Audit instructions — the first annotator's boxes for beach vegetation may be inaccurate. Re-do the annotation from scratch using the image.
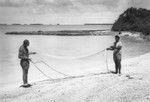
[112,7,150,35]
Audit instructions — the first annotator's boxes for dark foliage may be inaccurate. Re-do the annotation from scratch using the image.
[112,7,150,35]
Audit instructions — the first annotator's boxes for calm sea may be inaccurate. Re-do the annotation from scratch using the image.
[0,24,112,33]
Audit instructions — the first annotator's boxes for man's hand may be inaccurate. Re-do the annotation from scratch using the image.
[32,52,37,54]
[29,52,37,55]
[110,46,115,49]
[106,48,111,50]
[28,58,32,61]
[106,46,114,51]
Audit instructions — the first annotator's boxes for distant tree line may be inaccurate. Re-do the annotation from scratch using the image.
[112,7,150,35]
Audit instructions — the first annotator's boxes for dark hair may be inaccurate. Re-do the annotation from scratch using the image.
[119,31,121,34]
[23,39,29,45]
[115,35,120,39]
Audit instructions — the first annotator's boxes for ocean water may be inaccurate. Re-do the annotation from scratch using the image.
[0,25,112,33]
[1,25,150,88]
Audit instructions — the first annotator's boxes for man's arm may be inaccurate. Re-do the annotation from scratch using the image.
[18,51,29,60]
[106,46,115,51]
[29,52,37,55]
[114,46,122,50]
[113,42,122,51]
[114,46,122,53]
[18,48,31,60]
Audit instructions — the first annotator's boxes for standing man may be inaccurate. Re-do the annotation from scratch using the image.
[18,39,36,87]
[107,35,122,74]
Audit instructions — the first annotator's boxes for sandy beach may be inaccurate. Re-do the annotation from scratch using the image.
[1,49,150,102]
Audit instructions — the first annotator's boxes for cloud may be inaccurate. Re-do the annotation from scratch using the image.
[0,0,33,7]
[0,0,150,24]
[33,0,78,13]
[31,0,121,14]
[0,0,150,9]
[75,0,119,8]
[127,0,150,9]
[0,0,149,14]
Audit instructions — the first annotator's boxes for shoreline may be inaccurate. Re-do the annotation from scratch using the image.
[118,31,150,41]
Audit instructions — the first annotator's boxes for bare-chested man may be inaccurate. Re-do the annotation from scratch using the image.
[107,35,122,74]
[18,39,36,87]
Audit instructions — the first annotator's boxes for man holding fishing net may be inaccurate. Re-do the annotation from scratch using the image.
[107,35,122,74]
[18,39,36,87]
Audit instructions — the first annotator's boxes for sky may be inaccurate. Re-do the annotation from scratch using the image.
[0,0,149,24]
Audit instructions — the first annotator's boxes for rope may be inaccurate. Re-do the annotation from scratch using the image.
[40,60,70,77]
[34,54,71,77]
[104,49,109,73]
[30,60,53,79]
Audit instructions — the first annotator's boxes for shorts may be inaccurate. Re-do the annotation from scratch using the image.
[20,59,29,70]
[113,53,121,62]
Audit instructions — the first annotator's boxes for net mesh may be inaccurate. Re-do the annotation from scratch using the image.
[31,50,114,80]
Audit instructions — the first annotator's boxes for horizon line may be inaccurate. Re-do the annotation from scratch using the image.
[0,23,114,25]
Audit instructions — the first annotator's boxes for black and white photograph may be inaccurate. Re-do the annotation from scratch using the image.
[0,0,150,102]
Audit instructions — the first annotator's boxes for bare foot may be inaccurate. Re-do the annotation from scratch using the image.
[20,84,32,88]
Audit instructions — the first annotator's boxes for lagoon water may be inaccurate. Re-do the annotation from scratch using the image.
[0,24,112,33]
[1,25,150,88]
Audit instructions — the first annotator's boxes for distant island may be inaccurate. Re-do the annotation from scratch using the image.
[112,7,150,35]
[12,24,22,25]
[6,23,52,26]
[5,29,110,36]
[84,23,113,25]
[0,24,7,25]
[30,23,44,25]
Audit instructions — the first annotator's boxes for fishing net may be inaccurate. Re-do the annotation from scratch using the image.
[30,49,114,80]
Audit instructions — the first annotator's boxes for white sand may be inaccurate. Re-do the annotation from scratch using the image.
[1,52,150,102]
